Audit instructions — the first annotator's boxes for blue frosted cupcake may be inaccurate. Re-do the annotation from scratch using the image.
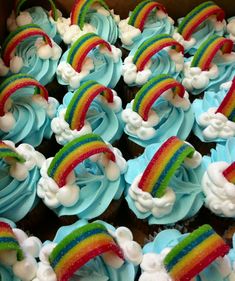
[51,80,124,146]
[0,24,62,85]
[34,219,142,281]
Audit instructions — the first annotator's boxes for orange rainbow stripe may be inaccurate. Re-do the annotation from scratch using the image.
[133,74,185,121]
[67,33,111,73]
[128,0,167,31]
[191,35,233,71]
[0,141,25,163]
[65,80,113,130]
[0,74,48,117]
[47,134,116,187]
[133,34,184,71]
[223,162,235,184]
[2,24,52,67]
[178,1,225,40]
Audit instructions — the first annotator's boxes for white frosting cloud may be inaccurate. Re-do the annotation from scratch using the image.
[7,11,33,32]
[198,107,235,140]
[118,18,141,46]
[173,32,196,50]
[227,18,235,42]
[129,174,176,218]
[35,38,62,60]
[99,45,122,63]
[202,161,235,217]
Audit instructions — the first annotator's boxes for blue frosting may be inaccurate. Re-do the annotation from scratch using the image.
[143,229,233,281]
[0,88,59,147]
[0,264,20,281]
[125,143,206,225]
[124,97,194,147]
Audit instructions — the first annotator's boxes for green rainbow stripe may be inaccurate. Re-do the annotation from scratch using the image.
[67,33,111,73]
[191,35,233,70]
[65,80,113,130]
[132,34,184,71]
[49,222,123,281]
[132,74,185,121]
[128,0,166,31]
[138,137,195,198]
[70,0,109,28]
[47,134,116,187]
[164,225,230,281]
[0,73,48,116]
[14,0,58,20]
[0,141,25,163]
[2,24,52,67]
[216,78,235,122]
[178,1,225,40]
[223,162,235,184]
[0,221,24,261]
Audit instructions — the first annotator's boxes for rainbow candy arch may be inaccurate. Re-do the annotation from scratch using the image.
[128,0,166,32]
[138,136,195,198]
[0,73,48,117]
[178,1,225,40]
[0,221,24,261]
[216,77,235,122]
[0,141,25,163]
[2,24,52,67]
[49,222,124,281]
[164,224,230,281]
[47,134,116,187]
[191,35,233,71]
[133,74,185,121]
[67,33,112,73]
[70,0,109,28]
[133,34,184,71]
[14,0,58,20]
[65,80,113,130]
[223,162,235,184]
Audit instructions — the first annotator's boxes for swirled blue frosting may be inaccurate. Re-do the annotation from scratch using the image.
[143,229,233,281]
[125,143,206,225]
[0,88,59,147]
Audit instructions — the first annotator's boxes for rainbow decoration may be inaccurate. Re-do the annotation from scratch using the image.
[65,80,113,130]
[216,78,235,122]
[138,137,195,198]
[0,141,25,163]
[191,35,233,71]
[132,74,185,121]
[223,162,235,184]
[70,0,109,28]
[128,0,166,32]
[2,24,52,67]
[67,33,111,73]
[132,34,184,71]
[49,222,124,281]
[14,0,58,20]
[178,1,225,41]
[47,134,116,187]
[0,73,48,116]
[0,222,24,261]
[164,224,230,281]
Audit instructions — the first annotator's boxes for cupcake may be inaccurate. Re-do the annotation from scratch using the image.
[0,219,42,281]
[118,0,174,53]
[34,219,142,281]
[125,136,206,226]
[51,80,124,146]
[7,0,62,44]
[55,0,119,46]
[182,35,235,96]
[0,140,45,222]
[57,32,122,91]
[173,1,226,55]
[37,133,127,222]
[0,74,59,153]
[122,75,193,155]
[201,137,235,218]
[192,79,235,145]
[139,225,233,280]
[0,24,62,85]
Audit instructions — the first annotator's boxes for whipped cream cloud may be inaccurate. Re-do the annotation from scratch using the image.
[227,18,235,42]
[7,11,33,32]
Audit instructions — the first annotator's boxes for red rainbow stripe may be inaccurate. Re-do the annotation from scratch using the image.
[223,162,235,184]
[0,74,48,116]
[2,24,52,67]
